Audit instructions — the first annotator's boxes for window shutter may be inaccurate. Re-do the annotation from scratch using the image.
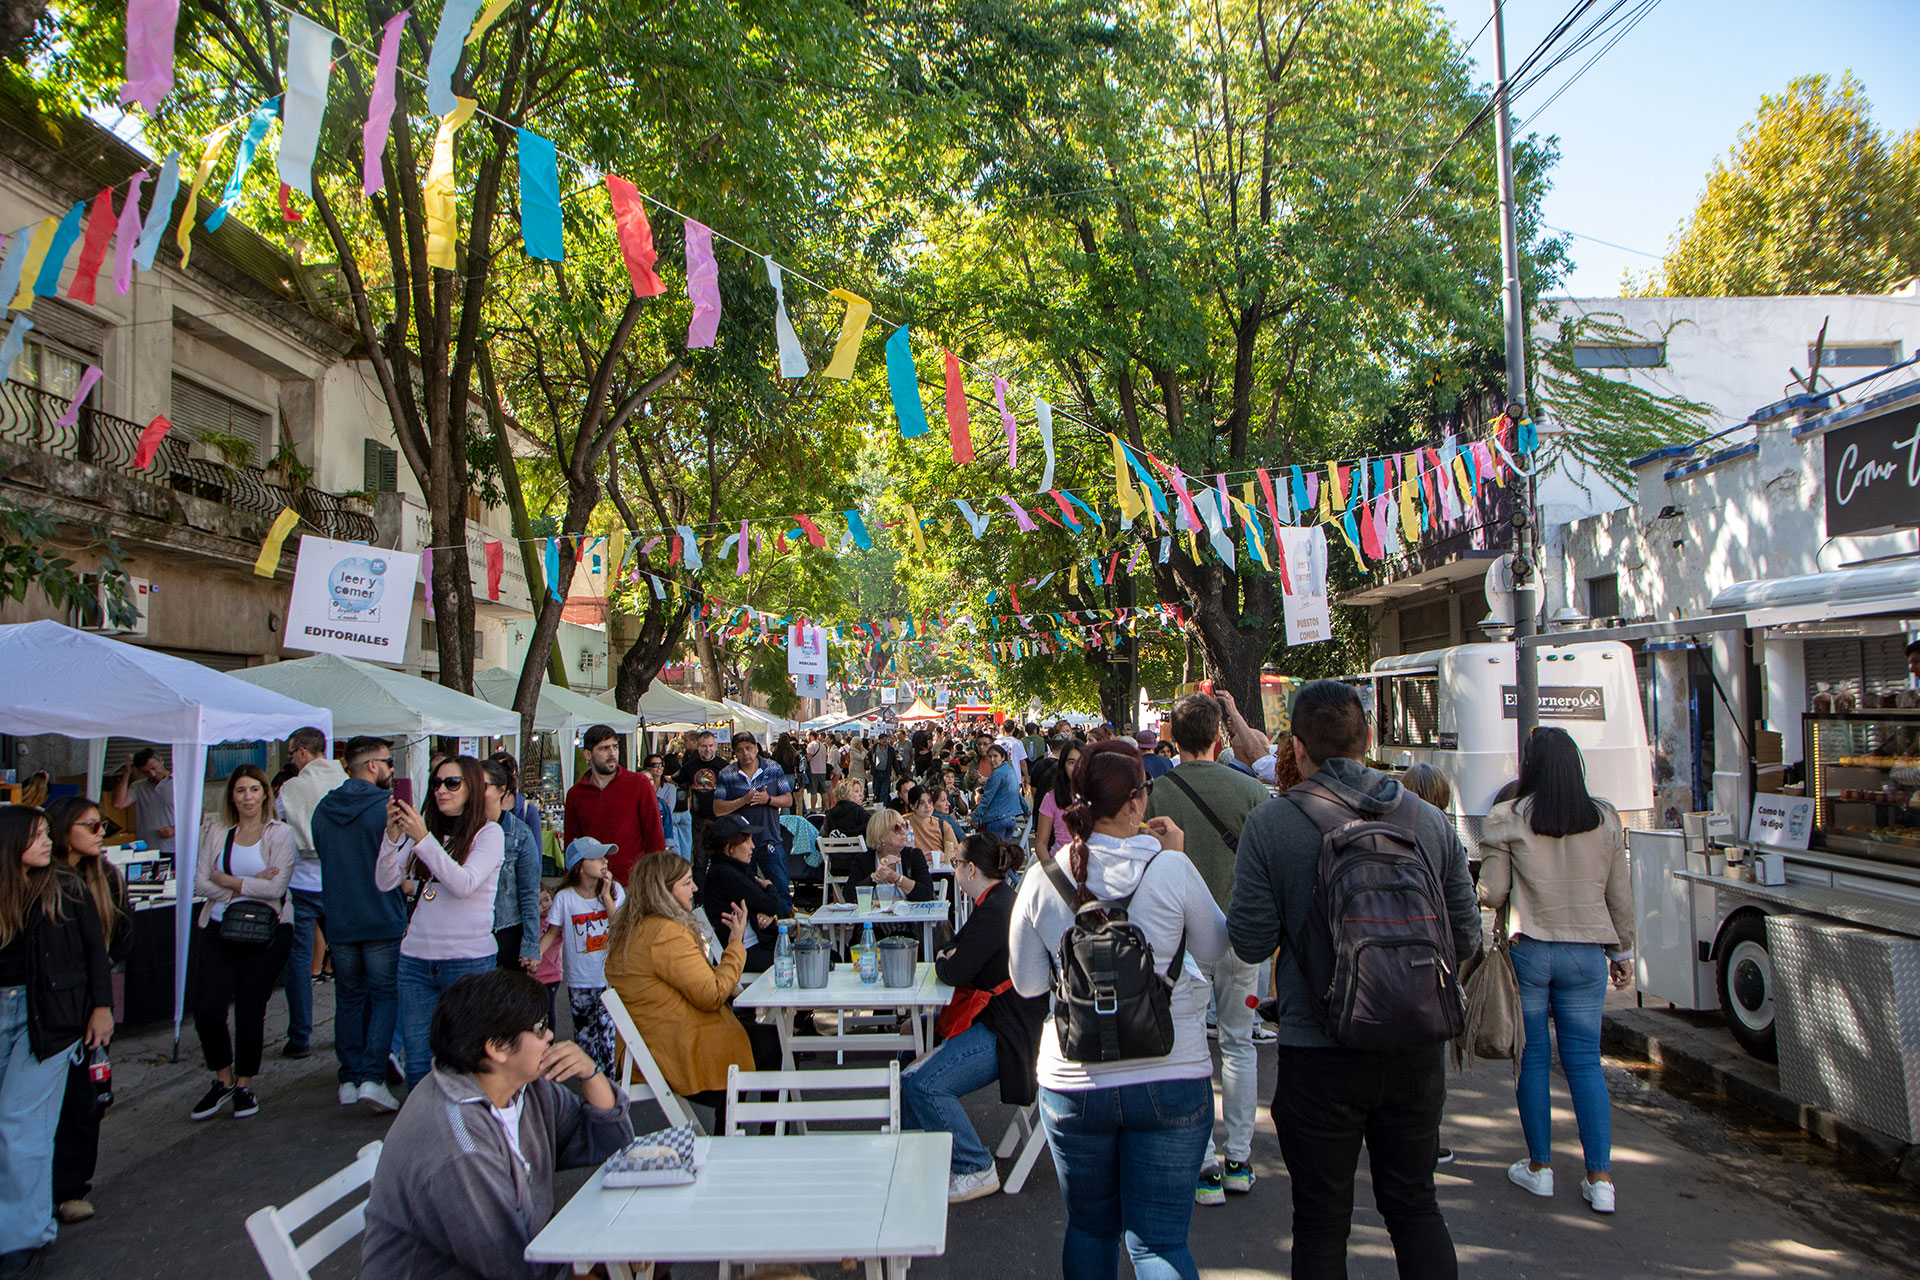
[170,376,269,461]
[362,440,398,493]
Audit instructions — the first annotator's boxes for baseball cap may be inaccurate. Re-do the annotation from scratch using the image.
[708,814,753,842]
[1135,728,1158,747]
[563,837,618,872]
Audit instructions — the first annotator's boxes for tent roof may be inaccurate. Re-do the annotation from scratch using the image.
[0,621,332,745]
[472,668,639,734]
[598,682,733,725]
[230,653,520,740]
[897,698,941,722]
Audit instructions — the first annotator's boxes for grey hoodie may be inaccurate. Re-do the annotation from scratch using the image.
[1227,758,1481,1049]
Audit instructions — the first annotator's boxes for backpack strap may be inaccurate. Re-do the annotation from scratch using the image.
[1161,770,1240,852]
[1042,849,1187,983]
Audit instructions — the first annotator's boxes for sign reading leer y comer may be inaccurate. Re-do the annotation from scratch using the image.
[285,535,420,664]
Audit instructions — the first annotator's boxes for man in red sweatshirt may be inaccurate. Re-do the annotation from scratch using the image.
[563,724,665,887]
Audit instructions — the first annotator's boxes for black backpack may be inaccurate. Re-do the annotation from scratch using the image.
[1280,780,1465,1051]
[1040,854,1185,1063]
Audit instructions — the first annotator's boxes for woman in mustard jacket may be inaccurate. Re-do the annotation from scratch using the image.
[604,854,779,1132]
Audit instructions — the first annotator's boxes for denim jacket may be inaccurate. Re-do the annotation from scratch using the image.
[492,813,544,961]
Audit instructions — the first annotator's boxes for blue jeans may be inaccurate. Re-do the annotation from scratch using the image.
[331,938,401,1086]
[753,838,792,915]
[396,953,495,1087]
[672,811,693,860]
[1039,1077,1213,1280]
[281,887,326,1049]
[901,1023,1000,1174]
[1512,937,1611,1172]
[0,987,72,1254]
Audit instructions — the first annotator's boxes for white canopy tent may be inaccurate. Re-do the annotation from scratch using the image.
[230,654,521,795]
[722,698,797,741]
[0,621,333,1051]
[472,668,640,791]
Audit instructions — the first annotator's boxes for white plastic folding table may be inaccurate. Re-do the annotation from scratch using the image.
[802,899,951,956]
[735,961,954,1065]
[525,1131,952,1279]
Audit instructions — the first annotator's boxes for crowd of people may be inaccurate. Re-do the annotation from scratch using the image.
[0,686,1634,1280]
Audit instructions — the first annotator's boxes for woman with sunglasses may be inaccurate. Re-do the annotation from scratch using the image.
[189,766,296,1121]
[45,797,129,1225]
[854,808,935,904]
[0,805,111,1274]
[378,756,504,1088]
[905,835,1047,1204]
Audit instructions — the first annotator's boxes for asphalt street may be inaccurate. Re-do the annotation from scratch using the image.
[33,982,1920,1280]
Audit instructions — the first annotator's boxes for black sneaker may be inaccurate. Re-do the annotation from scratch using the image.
[231,1086,260,1118]
[1224,1160,1256,1193]
[282,1041,311,1059]
[1435,1146,1456,1166]
[189,1079,234,1121]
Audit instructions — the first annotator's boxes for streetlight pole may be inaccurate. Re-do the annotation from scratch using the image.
[1490,0,1539,749]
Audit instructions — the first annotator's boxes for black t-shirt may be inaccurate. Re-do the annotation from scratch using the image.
[675,754,722,817]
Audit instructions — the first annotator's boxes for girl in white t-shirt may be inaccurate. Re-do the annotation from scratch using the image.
[540,840,624,1075]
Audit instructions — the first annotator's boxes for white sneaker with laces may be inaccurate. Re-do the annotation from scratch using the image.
[948,1167,1001,1203]
[338,1082,360,1106]
[358,1081,401,1113]
[1508,1159,1554,1197]
[1582,1178,1616,1213]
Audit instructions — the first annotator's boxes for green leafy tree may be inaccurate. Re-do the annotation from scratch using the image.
[1640,73,1920,297]
[0,497,136,627]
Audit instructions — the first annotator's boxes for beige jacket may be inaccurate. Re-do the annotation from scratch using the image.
[194,818,298,927]
[605,914,750,1096]
[1478,799,1632,953]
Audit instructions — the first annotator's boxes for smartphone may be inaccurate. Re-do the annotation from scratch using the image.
[392,777,414,806]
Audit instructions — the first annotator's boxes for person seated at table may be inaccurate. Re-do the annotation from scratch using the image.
[820,777,871,840]
[604,854,781,1135]
[360,968,632,1280]
[701,816,782,974]
[904,835,1046,1204]
[905,785,959,862]
[851,808,935,903]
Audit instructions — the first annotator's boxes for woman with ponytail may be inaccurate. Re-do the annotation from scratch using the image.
[1008,740,1227,1280]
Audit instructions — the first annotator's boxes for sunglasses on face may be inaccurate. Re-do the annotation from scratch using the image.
[370,757,394,768]
[75,819,107,834]
[431,775,465,792]
[526,1016,550,1037]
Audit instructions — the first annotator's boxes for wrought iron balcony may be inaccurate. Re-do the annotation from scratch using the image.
[0,377,378,544]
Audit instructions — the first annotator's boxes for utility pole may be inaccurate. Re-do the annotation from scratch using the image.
[1491,0,1539,750]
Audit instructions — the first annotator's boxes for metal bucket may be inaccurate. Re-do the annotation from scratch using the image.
[794,939,830,988]
[878,935,917,988]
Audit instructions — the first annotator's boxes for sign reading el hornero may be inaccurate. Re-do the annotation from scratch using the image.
[1822,400,1920,537]
[1502,685,1606,721]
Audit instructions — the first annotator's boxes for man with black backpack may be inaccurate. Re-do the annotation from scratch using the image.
[1228,680,1480,1280]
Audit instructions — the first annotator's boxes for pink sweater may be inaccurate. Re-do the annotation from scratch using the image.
[377,824,504,961]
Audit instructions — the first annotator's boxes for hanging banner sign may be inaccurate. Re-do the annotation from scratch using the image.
[880,685,896,704]
[1276,526,1332,645]
[794,671,826,698]
[285,535,420,663]
[787,622,828,679]
[1820,400,1920,537]
[935,685,950,709]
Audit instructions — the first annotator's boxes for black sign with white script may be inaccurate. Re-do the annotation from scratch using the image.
[1823,401,1920,537]
[1502,685,1607,721]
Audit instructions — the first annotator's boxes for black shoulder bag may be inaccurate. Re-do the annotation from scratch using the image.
[217,830,281,947]
[1161,771,1241,852]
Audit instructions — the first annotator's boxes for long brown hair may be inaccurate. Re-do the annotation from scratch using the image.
[1061,739,1148,907]
[224,764,271,824]
[46,795,123,948]
[425,756,490,863]
[606,852,701,961]
[0,805,63,946]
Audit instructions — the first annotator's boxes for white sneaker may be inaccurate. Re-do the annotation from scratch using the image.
[1582,1178,1616,1213]
[1251,1022,1277,1043]
[358,1081,400,1113]
[338,1083,360,1106]
[948,1166,1001,1203]
[1508,1159,1554,1197]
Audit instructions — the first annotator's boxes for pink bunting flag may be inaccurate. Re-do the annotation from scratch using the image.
[421,548,435,618]
[735,520,750,575]
[998,496,1036,532]
[993,376,1016,468]
[684,219,721,349]
[54,366,103,428]
[120,0,181,115]
[111,171,146,296]
[362,11,409,195]
[605,175,666,297]
[132,414,173,469]
[67,190,117,306]
[1153,458,1205,531]
[943,352,973,464]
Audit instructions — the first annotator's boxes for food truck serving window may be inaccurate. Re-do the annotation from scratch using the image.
[1376,675,1443,749]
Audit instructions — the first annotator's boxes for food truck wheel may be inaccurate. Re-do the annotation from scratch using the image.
[1715,914,1778,1062]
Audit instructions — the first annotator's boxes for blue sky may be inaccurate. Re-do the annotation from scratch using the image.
[1434,0,1920,296]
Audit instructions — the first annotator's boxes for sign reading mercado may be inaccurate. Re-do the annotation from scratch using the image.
[1822,399,1920,537]
[285,536,421,663]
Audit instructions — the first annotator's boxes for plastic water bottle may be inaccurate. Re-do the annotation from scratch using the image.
[773,923,796,989]
[858,922,879,984]
[88,1046,112,1109]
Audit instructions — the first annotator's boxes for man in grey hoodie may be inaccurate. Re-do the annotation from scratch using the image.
[1227,681,1479,1280]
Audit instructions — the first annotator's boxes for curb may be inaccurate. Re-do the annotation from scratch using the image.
[1602,1008,1920,1186]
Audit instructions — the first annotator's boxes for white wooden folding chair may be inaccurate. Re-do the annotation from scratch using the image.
[815,834,867,904]
[996,1104,1052,1194]
[600,988,702,1133]
[245,1141,382,1280]
[722,1061,901,1136]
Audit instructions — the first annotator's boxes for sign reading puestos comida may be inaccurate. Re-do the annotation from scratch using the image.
[1822,400,1920,538]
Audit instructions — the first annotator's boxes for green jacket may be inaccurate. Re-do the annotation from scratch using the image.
[1144,759,1272,908]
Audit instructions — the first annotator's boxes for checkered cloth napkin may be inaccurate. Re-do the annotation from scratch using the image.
[602,1123,703,1187]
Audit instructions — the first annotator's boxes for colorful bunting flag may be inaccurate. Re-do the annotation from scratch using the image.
[953,500,990,538]
[795,514,825,547]
[886,325,927,438]
[824,289,870,379]
[0,226,31,309]
[134,152,177,270]
[279,14,333,198]
[900,503,928,556]
[1112,435,1143,525]
[1036,398,1055,491]
[132,413,172,468]
[484,540,503,600]
[53,366,102,428]
[253,508,300,576]
[684,219,721,348]
[0,317,32,373]
[992,377,1017,468]
[999,496,1036,532]
[677,525,702,571]
[942,352,972,463]
[466,0,513,43]
[203,99,278,233]
[425,0,484,115]
[844,509,872,550]
[121,0,181,114]
[601,175,664,295]
[363,10,408,195]
[424,98,479,270]
[34,202,85,296]
[542,537,561,600]
[176,124,234,270]
[765,257,807,376]
[735,519,750,575]
[517,130,564,261]
[109,172,145,298]
[66,190,116,306]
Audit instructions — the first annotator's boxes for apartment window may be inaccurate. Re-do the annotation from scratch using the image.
[1572,343,1664,369]
[1398,598,1452,654]
[171,376,270,464]
[362,440,398,493]
[1587,573,1621,620]
[1816,342,1900,368]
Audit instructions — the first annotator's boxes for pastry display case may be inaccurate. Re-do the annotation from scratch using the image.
[1806,711,1920,868]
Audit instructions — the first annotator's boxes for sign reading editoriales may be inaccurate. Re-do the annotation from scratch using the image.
[285,536,420,664]
[1501,685,1606,721]
[1749,793,1814,851]
[1822,400,1920,537]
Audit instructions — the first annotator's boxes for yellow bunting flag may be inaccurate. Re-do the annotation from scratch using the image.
[465,0,513,43]
[1452,451,1474,502]
[424,98,479,270]
[1399,480,1419,543]
[1069,564,1080,596]
[10,217,55,310]
[1233,489,1267,565]
[901,503,927,556]
[607,527,627,581]
[254,508,300,576]
[176,123,235,271]
[824,288,872,379]
[1324,460,1346,511]
[1112,435,1144,524]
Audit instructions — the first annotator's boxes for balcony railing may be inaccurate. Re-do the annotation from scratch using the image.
[0,377,378,544]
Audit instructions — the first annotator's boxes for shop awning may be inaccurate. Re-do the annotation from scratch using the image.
[472,667,640,735]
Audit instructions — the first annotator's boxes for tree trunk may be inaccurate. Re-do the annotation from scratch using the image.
[612,594,691,712]
[511,507,589,751]
[696,628,725,701]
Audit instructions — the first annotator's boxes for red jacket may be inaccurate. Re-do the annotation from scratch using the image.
[563,768,665,887]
